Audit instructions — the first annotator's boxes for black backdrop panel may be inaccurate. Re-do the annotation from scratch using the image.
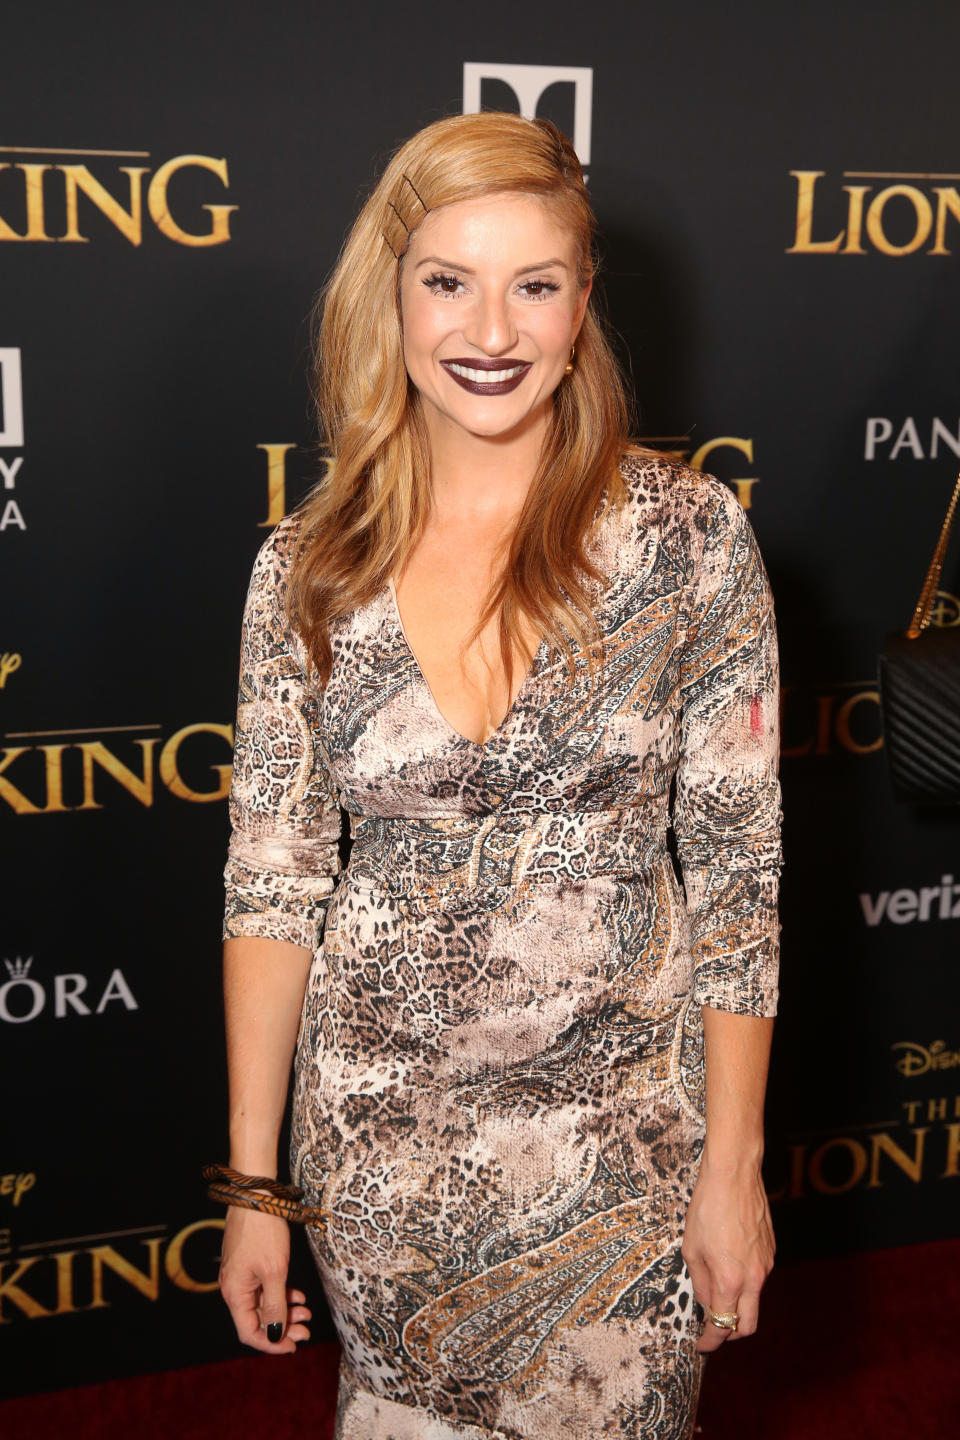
[2,1,958,1397]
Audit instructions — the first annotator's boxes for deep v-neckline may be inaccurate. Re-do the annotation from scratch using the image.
[387,575,548,751]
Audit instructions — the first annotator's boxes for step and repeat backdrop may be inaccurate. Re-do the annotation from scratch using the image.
[2,0,958,1399]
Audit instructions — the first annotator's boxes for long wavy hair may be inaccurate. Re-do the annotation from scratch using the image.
[288,110,636,689]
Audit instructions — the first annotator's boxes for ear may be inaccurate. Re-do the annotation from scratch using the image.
[572,276,592,339]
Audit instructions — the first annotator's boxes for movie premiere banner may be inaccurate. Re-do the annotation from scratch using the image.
[1,1,958,1398]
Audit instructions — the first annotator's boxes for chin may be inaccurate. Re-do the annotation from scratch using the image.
[463,414,534,441]
[453,397,551,439]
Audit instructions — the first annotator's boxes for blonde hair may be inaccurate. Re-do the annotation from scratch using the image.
[289,110,634,688]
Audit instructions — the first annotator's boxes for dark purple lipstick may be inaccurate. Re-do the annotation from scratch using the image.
[440,356,532,396]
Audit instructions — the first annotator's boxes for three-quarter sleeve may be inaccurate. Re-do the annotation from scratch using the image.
[673,480,782,1017]
[223,520,342,950]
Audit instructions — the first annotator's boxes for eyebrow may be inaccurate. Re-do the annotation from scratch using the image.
[414,256,570,275]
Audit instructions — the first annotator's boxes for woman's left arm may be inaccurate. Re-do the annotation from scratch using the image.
[683,1008,775,1350]
[671,477,783,1351]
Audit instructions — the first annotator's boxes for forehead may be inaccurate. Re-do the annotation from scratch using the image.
[406,192,575,263]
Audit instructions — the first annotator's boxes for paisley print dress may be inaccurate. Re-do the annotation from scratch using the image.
[223,455,782,1440]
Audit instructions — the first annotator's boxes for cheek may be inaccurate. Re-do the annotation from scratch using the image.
[532,306,579,357]
[401,298,449,371]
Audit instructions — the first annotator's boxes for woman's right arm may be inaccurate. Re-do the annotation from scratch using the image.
[217,521,343,1353]
[219,934,315,1354]
[225,937,313,1180]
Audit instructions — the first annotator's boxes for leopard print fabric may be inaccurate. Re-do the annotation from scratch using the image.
[223,455,782,1439]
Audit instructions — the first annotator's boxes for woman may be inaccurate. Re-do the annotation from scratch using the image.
[213,111,781,1440]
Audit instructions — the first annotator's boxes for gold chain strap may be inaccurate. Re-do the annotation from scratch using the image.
[906,469,960,638]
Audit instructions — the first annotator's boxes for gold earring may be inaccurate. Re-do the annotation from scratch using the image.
[564,343,575,376]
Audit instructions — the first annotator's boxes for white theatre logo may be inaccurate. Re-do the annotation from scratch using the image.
[462,62,593,169]
[0,348,24,531]
[0,955,138,1023]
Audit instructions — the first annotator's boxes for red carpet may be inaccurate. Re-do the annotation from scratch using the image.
[1,1237,956,1438]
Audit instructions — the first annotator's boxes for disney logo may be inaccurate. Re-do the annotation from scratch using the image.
[891,1040,960,1077]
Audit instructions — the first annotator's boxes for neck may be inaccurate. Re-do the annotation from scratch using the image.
[422,402,551,522]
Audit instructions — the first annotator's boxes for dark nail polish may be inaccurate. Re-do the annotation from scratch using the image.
[267,1321,283,1343]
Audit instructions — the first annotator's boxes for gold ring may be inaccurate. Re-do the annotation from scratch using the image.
[705,1305,739,1332]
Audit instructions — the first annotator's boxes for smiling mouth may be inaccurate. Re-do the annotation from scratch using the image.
[440,358,532,396]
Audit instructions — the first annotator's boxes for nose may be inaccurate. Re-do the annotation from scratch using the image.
[464,289,519,356]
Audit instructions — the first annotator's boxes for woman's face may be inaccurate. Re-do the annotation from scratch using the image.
[398,191,591,447]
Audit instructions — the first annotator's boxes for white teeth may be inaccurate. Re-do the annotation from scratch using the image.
[446,363,527,384]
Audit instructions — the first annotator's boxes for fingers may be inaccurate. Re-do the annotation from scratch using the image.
[260,1281,316,1348]
[225,1285,312,1355]
[682,1250,711,1311]
[692,1261,768,1351]
[682,1174,776,1352]
[696,1288,741,1353]
[219,1246,310,1353]
[684,1251,728,1354]
[685,1247,747,1353]
[219,1210,314,1356]
[721,1237,772,1343]
[260,1269,289,1346]
[729,1282,760,1341]
[683,1253,722,1351]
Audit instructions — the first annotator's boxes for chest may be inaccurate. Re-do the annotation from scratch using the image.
[317,529,691,819]
[392,530,542,748]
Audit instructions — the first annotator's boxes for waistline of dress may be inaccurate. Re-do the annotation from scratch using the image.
[341,805,668,899]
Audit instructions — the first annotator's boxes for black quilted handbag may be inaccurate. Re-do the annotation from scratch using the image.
[878,471,960,804]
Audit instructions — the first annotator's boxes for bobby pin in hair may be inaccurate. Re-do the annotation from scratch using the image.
[400,173,429,215]
[382,173,430,259]
[387,200,412,235]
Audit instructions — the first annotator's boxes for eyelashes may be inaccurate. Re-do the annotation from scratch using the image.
[422,271,464,297]
[420,272,562,301]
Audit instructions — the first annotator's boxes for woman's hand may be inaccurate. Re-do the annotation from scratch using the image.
[681,1158,775,1353]
[218,1206,313,1354]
